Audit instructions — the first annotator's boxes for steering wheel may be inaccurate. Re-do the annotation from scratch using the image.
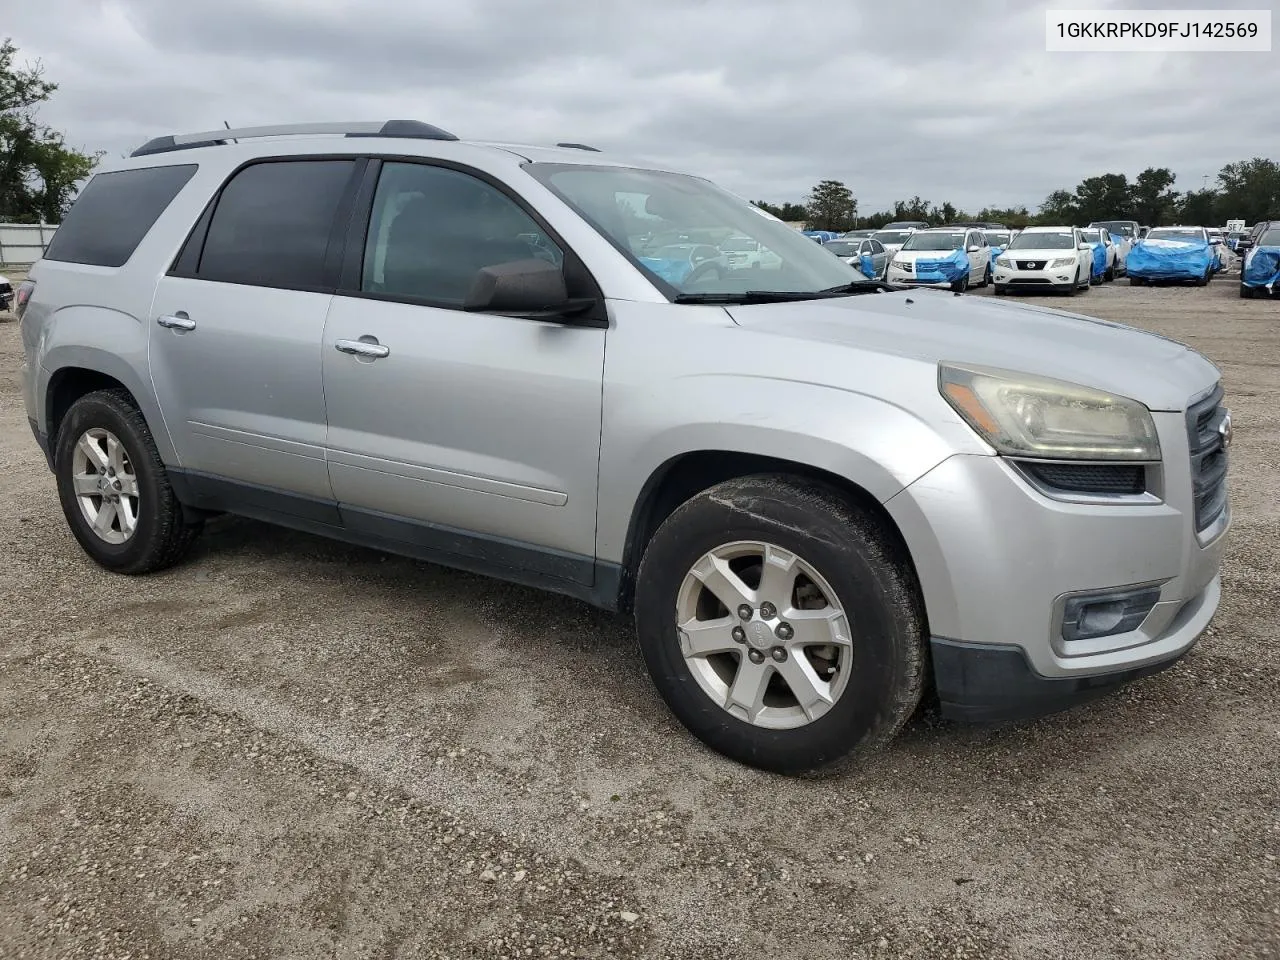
[683,259,724,286]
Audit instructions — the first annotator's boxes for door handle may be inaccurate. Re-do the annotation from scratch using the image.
[335,338,390,359]
[157,314,196,331]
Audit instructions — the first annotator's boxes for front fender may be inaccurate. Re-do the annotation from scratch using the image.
[38,305,178,464]
[595,375,977,564]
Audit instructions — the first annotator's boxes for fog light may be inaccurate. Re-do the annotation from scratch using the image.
[1061,586,1161,642]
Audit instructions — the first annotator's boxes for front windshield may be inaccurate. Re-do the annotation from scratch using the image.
[984,231,1011,247]
[900,231,965,251]
[1007,231,1075,250]
[823,240,860,256]
[526,163,861,296]
[872,230,912,245]
[1147,228,1202,241]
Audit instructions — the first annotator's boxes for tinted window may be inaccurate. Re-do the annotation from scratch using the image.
[43,164,197,268]
[869,239,884,254]
[363,162,563,303]
[1260,229,1280,246]
[198,160,356,288]
[823,240,859,256]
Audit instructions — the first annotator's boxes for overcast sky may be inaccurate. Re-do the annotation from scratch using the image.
[7,0,1279,214]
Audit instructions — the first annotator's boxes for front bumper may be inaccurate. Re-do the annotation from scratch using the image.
[931,574,1217,721]
[884,409,1228,717]
[885,267,953,288]
[994,264,1078,290]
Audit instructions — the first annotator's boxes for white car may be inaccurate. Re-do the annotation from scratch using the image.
[0,274,13,313]
[1079,227,1120,282]
[885,227,990,291]
[718,235,782,270]
[993,226,1094,296]
[870,227,916,257]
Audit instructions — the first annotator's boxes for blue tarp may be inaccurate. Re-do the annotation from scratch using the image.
[1126,238,1214,280]
[1086,241,1107,279]
[801,230,839,243]
[988,245,1006,269]
[638,256,693,285]
[858,253,878,279]
[1242,246,1280,289]
[912,248,970,284]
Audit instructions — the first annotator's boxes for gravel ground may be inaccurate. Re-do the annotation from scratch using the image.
[1,269,1277,960]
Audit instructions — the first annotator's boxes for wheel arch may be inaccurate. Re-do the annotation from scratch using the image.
[612,450,923,619]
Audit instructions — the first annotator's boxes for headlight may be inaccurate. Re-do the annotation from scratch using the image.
[891,259,910,269]
[938,363,1160,460]
[1049,257,1076,268]
[995,257,1011,268]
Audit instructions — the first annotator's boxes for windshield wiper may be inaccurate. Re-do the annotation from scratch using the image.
[674,280,899,305]
[673,290,837,304]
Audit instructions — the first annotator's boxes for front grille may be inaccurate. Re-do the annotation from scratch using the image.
[1186,385,1229,532]
[1023,462,1147,495]
[1017,260,1046,270]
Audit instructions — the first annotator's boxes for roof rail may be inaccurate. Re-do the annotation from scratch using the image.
[131,120,459,158]
[555,142,601,152]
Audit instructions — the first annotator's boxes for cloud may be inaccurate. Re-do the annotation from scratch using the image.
[7,0,1279,213]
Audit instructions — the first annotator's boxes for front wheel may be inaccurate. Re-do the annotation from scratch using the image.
[1240,284,1254,299]
[54,389,202,575]
[634,475,926,774]
[951,273,969,293]
[1105,265,1115,282]
[994,283,1008,296]
[1130,276,1146,286]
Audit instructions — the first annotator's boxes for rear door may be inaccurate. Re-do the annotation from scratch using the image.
[150,157,363,505]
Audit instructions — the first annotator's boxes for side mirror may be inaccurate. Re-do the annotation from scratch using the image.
[966,245,981,252]
[1210,238,1222,245]
[463,258,573,314]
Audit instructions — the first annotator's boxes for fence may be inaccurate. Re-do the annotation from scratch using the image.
[0,223,59,266]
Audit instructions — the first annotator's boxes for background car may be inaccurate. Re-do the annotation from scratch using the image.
[885,227,989,291]
[839,229,876,240]
[870,227,916,257]
[881,220,930,230]
[718,235,782,270]
[1234,219,1276,259]
[1087,220,1133,273]
[1127,226,1217,286]
[0,274,12,312]
[982,229,1014,272]
[1240,224,1280,298]
[992,226,1093,296]
[800,230,840,243]
[822,236,889,278]
[638,243,729,284]
[1078,227,1118,283]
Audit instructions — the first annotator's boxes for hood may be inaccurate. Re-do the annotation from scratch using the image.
[725,289,1218,411]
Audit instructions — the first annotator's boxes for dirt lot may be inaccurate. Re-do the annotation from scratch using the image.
[1,271,1277,960]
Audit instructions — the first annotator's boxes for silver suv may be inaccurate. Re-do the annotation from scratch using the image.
[17,121,1230,773]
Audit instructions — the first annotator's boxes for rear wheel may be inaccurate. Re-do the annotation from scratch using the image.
[634,476,926,774]
[54,389,202,574]
[1240,284,1254,299]
[978,264,991,288]
[1105,265,1115,282]
[1130,276,1146,287]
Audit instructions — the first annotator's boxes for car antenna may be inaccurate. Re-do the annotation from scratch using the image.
[224,120,237,144]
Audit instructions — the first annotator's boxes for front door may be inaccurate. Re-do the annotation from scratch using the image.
[321,160,606,583]
[150,158,361,503]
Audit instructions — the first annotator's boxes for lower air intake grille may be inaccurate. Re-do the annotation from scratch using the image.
[1022,462,1146,495]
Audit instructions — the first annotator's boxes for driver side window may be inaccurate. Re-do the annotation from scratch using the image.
[363,162,563,304]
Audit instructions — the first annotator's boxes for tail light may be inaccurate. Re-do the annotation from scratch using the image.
[14,280,35,322]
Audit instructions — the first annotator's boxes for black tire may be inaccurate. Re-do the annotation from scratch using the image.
[994,284,1007,296]
[54,388,202,575]
[978,264,991,288]
[634,475,926,774]
[1130,276,1146,286]
[1240,284,1253,299]
[1105,265,1115,282]
[950,273,969,293]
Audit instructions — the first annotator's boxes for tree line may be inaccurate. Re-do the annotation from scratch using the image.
[0,38,98,223]
[759,161,1280,232]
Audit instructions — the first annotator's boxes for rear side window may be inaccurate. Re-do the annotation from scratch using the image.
[197,160,356,289]
[43,164,197,268]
